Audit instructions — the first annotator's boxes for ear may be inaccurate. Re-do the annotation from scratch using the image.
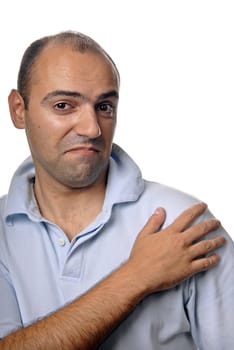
[8,89,26,129]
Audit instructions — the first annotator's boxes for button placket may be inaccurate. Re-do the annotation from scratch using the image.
[61,245,85,279]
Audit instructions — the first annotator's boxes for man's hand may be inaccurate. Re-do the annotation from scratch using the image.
[128,202,225,295]
[0,203,225,350]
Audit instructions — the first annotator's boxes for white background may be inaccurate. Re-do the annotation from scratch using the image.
[0,1,233,237]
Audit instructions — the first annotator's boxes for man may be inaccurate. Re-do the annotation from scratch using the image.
[0,31,233,349]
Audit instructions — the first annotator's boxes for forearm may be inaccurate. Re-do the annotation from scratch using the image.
[0,261,144,350]
[0,203,224,349]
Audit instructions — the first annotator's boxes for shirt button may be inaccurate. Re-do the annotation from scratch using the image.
[58,238,66,246]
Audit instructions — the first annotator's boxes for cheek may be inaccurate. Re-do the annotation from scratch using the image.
[25,111,64,143]
[26,119,45,140]
[25,119,56,156]
[101,120,116,144]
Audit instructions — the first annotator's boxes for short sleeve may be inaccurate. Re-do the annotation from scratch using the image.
[187,221,234,349]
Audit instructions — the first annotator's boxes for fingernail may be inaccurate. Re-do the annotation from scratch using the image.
[200,202,208,208]
[154,207,163,215]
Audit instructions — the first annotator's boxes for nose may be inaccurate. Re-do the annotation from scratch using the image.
[72,104,101,138]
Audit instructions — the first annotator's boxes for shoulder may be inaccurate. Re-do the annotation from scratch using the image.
[141,180,202,222]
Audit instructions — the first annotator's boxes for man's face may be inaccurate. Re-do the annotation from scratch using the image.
[22,44,119,189]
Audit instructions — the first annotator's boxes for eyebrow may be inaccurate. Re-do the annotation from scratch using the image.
[41,90,81,105]
[41,89,119,105]
[96,90,119,101]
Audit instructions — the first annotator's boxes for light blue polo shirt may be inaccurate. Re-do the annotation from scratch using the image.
[1,144,234,349]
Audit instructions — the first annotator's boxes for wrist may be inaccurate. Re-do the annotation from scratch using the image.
[116,260,152,302]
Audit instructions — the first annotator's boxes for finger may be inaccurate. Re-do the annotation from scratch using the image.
[184,218,221,245]
[168,202,207,232]
[190,253,221,273]
[189,236,225,259]
[138,208,166,237]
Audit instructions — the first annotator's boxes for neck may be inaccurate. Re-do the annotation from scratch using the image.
[34,175,106,241]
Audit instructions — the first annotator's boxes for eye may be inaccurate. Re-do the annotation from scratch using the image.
[54,102,71,110]
[96,102,115,117]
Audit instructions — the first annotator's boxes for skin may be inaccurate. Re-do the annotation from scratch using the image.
[9,43,119,238]
[23,46,119,189]
[0,203,224,350]
[3,43,225,349]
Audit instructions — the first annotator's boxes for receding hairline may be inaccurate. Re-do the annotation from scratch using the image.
[17,31,120,108]
[44,32,118,66]
[38,38,120,81]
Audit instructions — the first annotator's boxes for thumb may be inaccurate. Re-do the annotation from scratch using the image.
[138,207,166,237]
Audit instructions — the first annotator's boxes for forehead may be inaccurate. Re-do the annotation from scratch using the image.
[31,44,119,94]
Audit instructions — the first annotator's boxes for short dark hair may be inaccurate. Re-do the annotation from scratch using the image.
[17,31,120,108]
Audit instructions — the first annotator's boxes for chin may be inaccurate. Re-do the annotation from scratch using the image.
[62,171,105,189]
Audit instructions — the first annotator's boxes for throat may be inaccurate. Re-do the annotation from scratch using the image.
[52,211,100,241]
[33,181,106,240]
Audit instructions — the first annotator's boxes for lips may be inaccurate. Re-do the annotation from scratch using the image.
[65,144,101,154]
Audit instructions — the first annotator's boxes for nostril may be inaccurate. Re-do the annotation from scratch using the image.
[73,122,101,139]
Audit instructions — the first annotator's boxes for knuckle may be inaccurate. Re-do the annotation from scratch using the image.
[203,236,224,251]
[187,211,196,222]
[202,255,218,269]
[201,221,211,233]
[197,219,220,235]
[202,259,211,269]
[204,240,212,250]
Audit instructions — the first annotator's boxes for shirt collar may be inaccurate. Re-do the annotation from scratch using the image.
[104,144,144,210]
[3,144,144,221]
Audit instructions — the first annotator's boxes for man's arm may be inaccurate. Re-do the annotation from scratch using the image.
[0,202,224,350]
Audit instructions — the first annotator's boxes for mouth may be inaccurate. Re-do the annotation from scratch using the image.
[65,144,101,155]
